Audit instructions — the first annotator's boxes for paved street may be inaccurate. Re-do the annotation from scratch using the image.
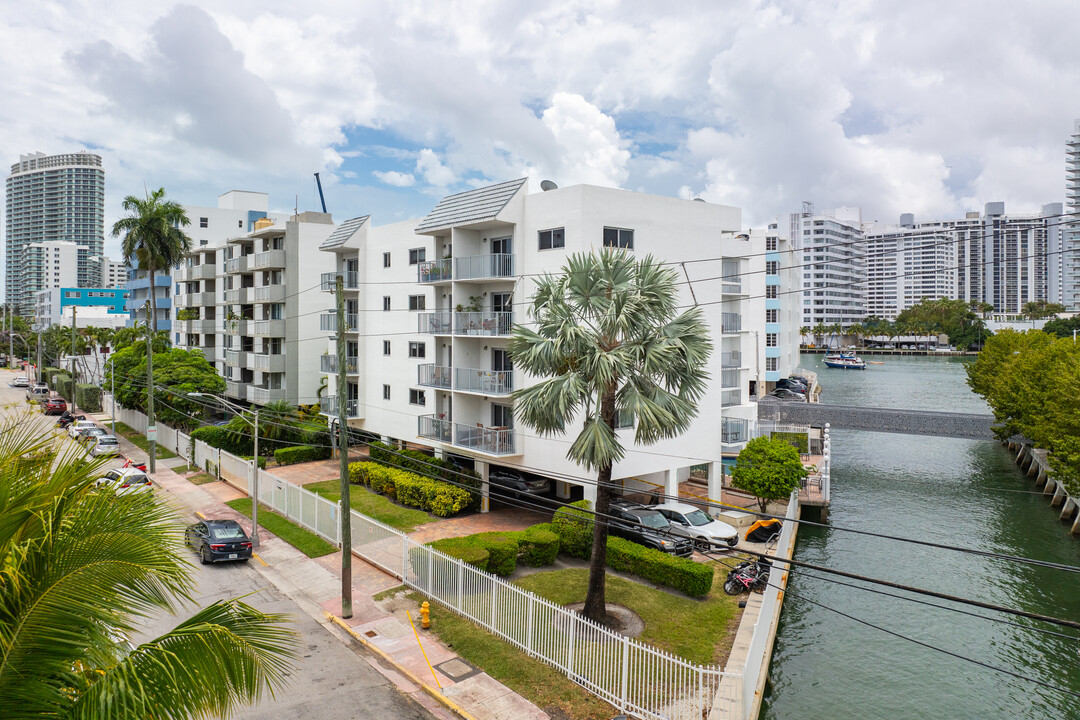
[1,369,438,720]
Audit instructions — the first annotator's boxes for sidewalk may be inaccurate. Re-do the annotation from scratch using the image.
[111,431,549,720]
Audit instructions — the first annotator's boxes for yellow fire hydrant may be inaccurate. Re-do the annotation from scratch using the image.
[420,601,431,629]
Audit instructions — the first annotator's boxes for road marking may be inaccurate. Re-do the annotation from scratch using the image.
[253,553,268,567]
[195,511,207,520]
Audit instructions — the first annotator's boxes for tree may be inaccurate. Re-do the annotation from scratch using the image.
[0,415,296,718]
[1022,300,1066,320]
[812,322,827,346]
[731,435,809,513]
[799,326,811,345]
[225,399,302,456]
[1043,316,1080,339]
[509,249,711,624]
[106,345,225,429]
[111,188,193,333]
[847,323,865,347]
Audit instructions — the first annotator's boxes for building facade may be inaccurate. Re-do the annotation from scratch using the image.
[784,205,866,330]
[35,287,129,328]
[318,180,795,507]
[863,215,957,320]
[1063,119,1080,311]
[5,151,105,315]
[24,241,80,294]
[99,256,128,289]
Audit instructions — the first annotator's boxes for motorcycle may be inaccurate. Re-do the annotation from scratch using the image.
[56,412,86,429]
[722,558,772,595]
[122,458,148,472]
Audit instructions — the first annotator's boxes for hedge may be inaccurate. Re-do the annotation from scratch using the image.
[40,366,64,386]
[552,500,594,558]
[242,455,268,470]
[518,523,560,567]
[189,425,253,456]
[426,524,561,577]
[274,444,332,466]
[771,431,809,454]
[368,441,482,508]
[75,383,102,413]
[428,537,490,571]
[349,461,470,517]
[51,373,73,402]
[606,536,715,597]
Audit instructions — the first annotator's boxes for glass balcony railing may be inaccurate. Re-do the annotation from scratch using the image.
[721,313,742,334]
[417,259,452,283]
[417,416,516,455]
[721,389,741,407]
[417,364,452,389]
[321,271,359,291]
[320,354,358,374]
[721,367,740,388]
[721,351,742,367]
[322,395,359,418]
[454,367,512,395]
[320,312,359,332]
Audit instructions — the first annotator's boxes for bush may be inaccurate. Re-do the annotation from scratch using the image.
[75,384,102,413]
[518,523,560,567]
[274,444,332,466]
[40,366,64,386]
[241,455,267,470]
[470,532,519,576]
[190,425,253,456]
[605,536,715,597]
[428,537,490,571]
[348,461,470,517]
[771,431,809,454]
[552,500,594,558]
[51,373,73,402]
[368,441,482,509]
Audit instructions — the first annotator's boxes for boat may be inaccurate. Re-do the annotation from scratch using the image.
[823,351,866,370]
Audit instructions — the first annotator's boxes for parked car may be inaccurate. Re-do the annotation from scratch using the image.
[26,385,50,403]
[93,467,152,495]
[607,500,694,557]
[42,397,68,415]
[488,467,552,499]
[775,378,806,394]
[652,502,739,549]
[185,519,253,564]
[11,376,30,387]
[68,420,97,439]
[771,388,806,401]
[76,427,108,445]
[89,435,122,458]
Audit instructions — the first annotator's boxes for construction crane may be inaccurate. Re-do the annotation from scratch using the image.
[314,172,328,213]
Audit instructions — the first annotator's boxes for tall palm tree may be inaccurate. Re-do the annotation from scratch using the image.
[111,188,193,333]
[812,322,828,347]
[509,249,712,623]
[799,326,811,346]
[0,414,296,718]
[847,323,865,348]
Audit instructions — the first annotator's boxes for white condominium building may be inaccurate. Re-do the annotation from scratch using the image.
[318,179,796,507]
[1063,119,1080,311]
[25,241,79,296]
[783,205,866,329]
[99,256,128,289]
[863,215,957,320]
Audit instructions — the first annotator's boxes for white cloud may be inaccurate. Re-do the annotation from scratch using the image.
[372,169,415,187]
[541,92,630,188]
[415,148,456,187]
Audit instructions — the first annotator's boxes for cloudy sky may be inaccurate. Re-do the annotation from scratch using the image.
[4,0,1079,261]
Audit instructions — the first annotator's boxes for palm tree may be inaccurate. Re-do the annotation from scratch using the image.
[0,413,296,717]
[111,188,193,333]
[847,323,865,348]
[812,322,828,347]
[799,326,811,346]
[228,400,301,455]
[509,249,712,624]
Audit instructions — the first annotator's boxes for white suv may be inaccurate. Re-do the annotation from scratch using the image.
[652,502,739,549]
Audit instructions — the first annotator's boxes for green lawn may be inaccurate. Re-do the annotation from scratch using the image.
[515,567,740,665]
[407,593,616,720]
[188,472,217,485]
[226,498,337,558]
[306,480,433,532]
[113,422,177,460]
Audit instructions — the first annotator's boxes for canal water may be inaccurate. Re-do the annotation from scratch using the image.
[759,354,1080,720]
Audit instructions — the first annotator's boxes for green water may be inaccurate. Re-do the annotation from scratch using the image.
[759,354,1080,720]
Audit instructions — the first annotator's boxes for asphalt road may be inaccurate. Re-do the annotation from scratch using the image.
[1,369,436,720]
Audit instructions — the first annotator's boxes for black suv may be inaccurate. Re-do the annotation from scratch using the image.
[607,500,694,557]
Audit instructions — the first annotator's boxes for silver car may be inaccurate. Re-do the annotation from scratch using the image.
[89,435,122,458]
[652,502,739,549]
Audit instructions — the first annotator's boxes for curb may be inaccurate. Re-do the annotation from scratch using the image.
[325,613,478,720]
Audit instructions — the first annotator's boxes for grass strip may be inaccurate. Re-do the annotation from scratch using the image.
[226,497,337,558]
[188,472,217,485]
[113,422,177,459]
[372,584,407,602]
[306,479,433,533]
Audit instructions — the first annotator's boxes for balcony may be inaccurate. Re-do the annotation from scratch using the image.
[225,350,248,367]
[225,380,243,398]
[253,319,286,337]
[224,288,254,304]
[254,285,286,303]
[322,395,360,418]
[721,417,749,445]
[721,312,742,334]
[321,271,359,291]
[455,253,514,281]
[417,311,513,336]
[721,367,740,388]
[321,354,359,374]
[190,264,217,280]
[721,261,743,295]
[455,367,513,395]
[320,312,359,332]
[721,351,742,368]
[248,386,287,404]
[224,256,249,274]
[252,353,286,372]
[179,319,216,334]
[721,389,741,407]
[417,416,516,456]
[417,311,453,334]
[253,249,287,269]
[417,259,452,284]
[417,364,452,389]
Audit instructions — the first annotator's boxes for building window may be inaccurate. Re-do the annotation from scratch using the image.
[766,357,778,372]
[408,295,426,311]
[765,286,778,299]
[539,228,565,250]
[199,217,208,228]
[766,237,778,251]
[383,384,391,401]
[409,389,426,406]
[383,252,391,268]
[766,261,779,275]
[409,342,426,358]
[383,296,391,311]
[766,333,778,347]
[409,248,426,265]
[64,291,79,298]
[603,227,634,249]
[383,340,391,356]
[766,308,778,323]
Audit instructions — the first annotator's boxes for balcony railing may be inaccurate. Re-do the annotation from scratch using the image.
[190,263,216,280]
[721,260,742,294]
[721,417,749,444]
[249,387,287,404]
[417,364,452,389]
[253,319,285,337]
[322,395,359,418]
[455,367,512,395]
[226,380,242,398]
[721,351,742,367]
[417,416,516,456]
[253,249,287,269]
[252,353,286,372]
[225,350,247,367]
[224,256,248,274]
[417,259,452,284]
[417,311,453,334]
[721,313,742,334]
[455,253,514,281]
[721,389,741,407]
[321,354,359,374]
[721,367,740,388]
[320,312,359,332]
[254,285,286,302]
[321,271,359,291]
[418,311,513,336]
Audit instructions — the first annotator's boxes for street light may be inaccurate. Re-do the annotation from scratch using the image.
[189,392,260,548]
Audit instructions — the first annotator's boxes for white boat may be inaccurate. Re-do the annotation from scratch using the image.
[823,352,866,370]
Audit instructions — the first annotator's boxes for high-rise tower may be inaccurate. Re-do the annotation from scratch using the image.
[1064,119,1080,310]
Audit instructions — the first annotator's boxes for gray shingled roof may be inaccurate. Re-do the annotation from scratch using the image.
[320,216,369,249]
[415,178,527,233]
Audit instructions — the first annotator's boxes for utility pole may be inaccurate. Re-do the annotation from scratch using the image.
[36,328,42,384]
[336,272,352,618]
[70,306,77,408]
[144,301,156,474]
[109,357,116,437]
[251,408,260,548]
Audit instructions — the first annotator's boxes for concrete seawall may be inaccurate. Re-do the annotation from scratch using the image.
[1010,443,1080,535]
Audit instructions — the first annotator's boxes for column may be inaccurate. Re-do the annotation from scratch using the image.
[707,460,723,518]
[476,460,490,513]
[556,480,573,500]
[665,467,680,503]
[582,481,597,508]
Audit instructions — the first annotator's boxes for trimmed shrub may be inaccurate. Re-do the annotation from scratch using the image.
[771,431,809,454]
[606,536,715,597]
[75,383,102,413]
[552,500,594,558]
[40,366,64,386]
[518,523,560,567]
[190,425,253,456]
[470,532,519,576]
[348,461,469,517]
[429,537,490,571]
[51,373,73,402]
[368,441,482,508]
[241,455,268,470]
[274,444,332,466]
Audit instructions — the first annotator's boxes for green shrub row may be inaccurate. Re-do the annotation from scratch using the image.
[551,499,595,558]
[75,384,102,413]
[606,536,714,597]
[771,431,809,454]
[274,444,331,466]
[368,441,482,509]
[241,455,267,470]
[428,524,561,576]
[189,425,253,456]
[40,366,64,386]
[350,461,471,517]
[51,373,73,402]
